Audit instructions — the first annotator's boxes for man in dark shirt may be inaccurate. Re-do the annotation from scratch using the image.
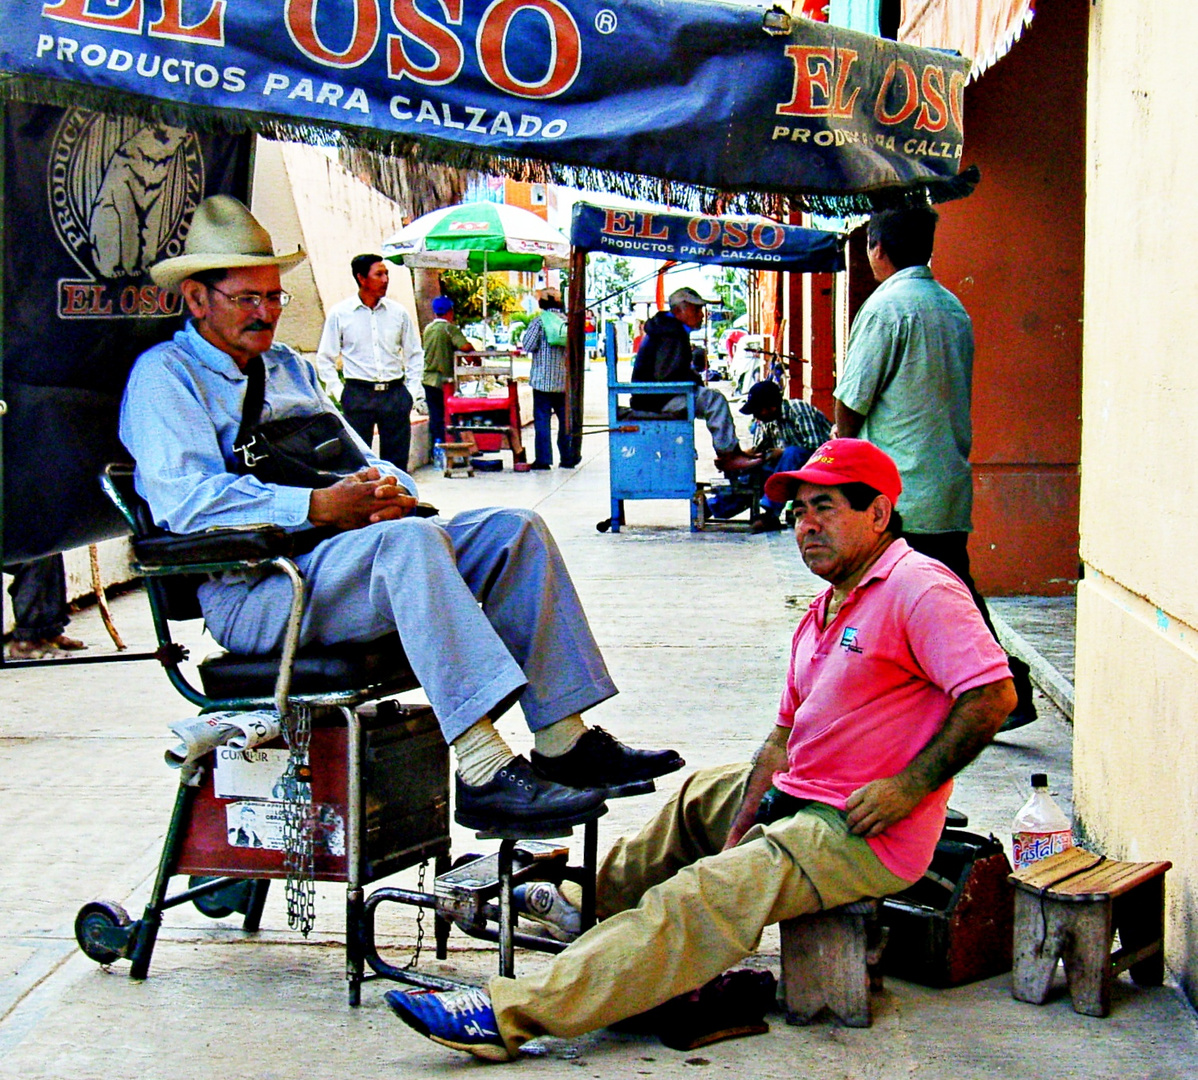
[632,287,759,473]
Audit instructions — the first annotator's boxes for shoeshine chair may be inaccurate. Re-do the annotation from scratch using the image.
[75,464,603,1004]
[598,322,702,533]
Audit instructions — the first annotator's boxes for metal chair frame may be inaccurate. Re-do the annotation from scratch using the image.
[78,465,599,1005]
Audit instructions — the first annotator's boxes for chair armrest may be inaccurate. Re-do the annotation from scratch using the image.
[132,526,293,568]
[609,381,698,394]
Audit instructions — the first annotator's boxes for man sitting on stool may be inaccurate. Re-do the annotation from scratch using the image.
[386,439,1016,1061]
[632,287,760,473]
[703,380,832,531]
[743,379,833,533]
[119,196,683,832]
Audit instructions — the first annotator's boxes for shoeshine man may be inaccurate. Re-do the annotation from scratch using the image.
[631,286,761,473]
[119,196,683,830]
[387,439,1016,1062]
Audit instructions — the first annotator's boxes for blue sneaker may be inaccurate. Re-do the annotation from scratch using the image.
[385,987,512,1062]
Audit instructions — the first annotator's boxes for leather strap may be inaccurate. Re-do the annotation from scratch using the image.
[234,353,266,457]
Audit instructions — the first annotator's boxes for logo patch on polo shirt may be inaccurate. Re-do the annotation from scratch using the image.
[839,627,863,653]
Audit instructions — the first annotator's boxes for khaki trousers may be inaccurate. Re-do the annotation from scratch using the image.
[490,763,909,1054]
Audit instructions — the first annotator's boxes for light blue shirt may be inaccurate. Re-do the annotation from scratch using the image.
[835,266,974,534]
[119,321,416,535]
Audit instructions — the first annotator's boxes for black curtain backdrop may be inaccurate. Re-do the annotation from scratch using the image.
[2,103,251,562]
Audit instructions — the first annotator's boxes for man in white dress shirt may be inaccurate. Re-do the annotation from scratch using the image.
[316,254,425,471]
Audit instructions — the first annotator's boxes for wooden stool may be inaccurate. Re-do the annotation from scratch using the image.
[437,441,474,478]
[779,899,882,1028]
[1010,847,1172,1017]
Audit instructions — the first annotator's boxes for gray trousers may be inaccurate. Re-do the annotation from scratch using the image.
[197,507,617,742]
[660,386,738,454]
[6,554,70,641]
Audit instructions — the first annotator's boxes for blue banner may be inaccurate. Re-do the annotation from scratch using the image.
[571,202,844,272]
[0,1,972,210]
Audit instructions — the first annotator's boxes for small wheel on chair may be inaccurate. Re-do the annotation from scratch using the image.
[189,876,257,919]
[75,900,133,965]
[596,518,611,533]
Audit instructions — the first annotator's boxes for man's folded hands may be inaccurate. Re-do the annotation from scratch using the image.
[309,466,418,531]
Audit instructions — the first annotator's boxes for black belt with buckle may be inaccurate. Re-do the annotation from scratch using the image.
[348,378,402,392]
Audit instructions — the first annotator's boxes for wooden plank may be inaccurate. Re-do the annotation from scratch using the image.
[1053,861,1171,900]
[1010,847,1102,888]
[1040,861,1169,902]
[1011,849,1171,902]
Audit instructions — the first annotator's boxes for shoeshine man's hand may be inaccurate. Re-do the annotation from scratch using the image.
[308,467,418,531]
[845,774,924,839]
[722,726,789,852]
[845,680,1017,839]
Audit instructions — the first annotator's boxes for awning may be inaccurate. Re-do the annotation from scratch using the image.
[0,1,974,214]
[571,202,844,273]
[900,0,1035,80]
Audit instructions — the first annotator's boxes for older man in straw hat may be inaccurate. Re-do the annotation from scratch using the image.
[119,195,683,830]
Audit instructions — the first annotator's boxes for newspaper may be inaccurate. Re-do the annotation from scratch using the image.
[165,710,282,769]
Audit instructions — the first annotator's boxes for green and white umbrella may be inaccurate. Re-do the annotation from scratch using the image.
[382,201,570,275]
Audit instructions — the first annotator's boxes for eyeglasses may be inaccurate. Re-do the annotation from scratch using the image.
[208,285,292,312]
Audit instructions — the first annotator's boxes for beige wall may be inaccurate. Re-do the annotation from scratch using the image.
[249,139,416,352]
[1,539,136,637]
[1076,1,1198,1002]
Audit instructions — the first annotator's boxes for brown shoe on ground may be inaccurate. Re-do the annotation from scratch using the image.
[716,450,763,474]
[53,634,87,651]
[749,511,784,534]
[6,638,70,660]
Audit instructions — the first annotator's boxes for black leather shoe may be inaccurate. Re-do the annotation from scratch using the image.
[531,727,685,797]
[455,755,606,831]
[999,655,1039,732]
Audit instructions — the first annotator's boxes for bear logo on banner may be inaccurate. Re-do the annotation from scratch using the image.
[47,110,204,319]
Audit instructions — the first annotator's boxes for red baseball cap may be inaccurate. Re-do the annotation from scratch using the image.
[763,438,902,506]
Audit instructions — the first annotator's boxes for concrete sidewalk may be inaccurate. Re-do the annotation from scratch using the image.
[991,596,1077,721]
[2,391,1194,1079]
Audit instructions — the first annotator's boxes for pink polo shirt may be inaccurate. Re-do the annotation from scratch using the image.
[775,539,1010,882]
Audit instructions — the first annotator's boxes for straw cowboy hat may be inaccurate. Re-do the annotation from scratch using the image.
[150,195,306,293]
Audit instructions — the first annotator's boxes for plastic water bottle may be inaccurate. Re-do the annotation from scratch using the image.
[1011,773,1074,870]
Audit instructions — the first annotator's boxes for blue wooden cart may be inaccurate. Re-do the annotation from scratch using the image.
[599,322,701,533]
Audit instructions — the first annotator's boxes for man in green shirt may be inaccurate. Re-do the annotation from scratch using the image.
[835,206,1036,731]
[422,295,473,451]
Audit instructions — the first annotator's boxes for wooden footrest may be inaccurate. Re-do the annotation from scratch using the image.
[437,441,475,478]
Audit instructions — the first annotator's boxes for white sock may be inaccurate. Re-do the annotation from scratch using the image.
[533,714,586,758]
[452,717,516,787]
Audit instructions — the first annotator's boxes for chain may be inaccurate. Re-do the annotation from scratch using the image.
[280,703,316,937]
[403,860,428,970]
